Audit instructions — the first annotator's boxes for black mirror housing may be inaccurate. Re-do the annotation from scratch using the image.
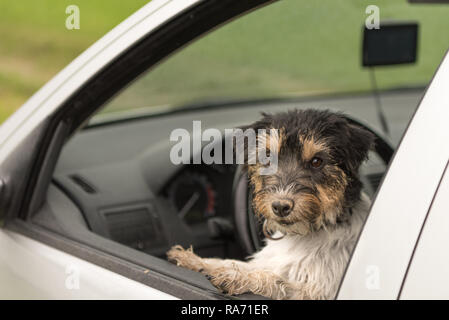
[362,21,418,67]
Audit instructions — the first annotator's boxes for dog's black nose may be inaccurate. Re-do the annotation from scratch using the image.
[271,200,293,217]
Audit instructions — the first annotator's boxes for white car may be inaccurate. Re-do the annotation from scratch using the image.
[0,0,448,300]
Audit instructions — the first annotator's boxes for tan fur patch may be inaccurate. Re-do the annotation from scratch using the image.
[300,135,328,162]
[248,165,263,193]
[269,127,284,154]
[316,167,347,225]
[252,189,273,219]
[248,128,283,192]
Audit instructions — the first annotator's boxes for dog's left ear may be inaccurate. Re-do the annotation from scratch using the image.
[345,123,375,173]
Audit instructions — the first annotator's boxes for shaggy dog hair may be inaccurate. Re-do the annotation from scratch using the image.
[167,109,374,300]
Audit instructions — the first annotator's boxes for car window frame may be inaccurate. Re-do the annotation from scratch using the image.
[398,160,449,299]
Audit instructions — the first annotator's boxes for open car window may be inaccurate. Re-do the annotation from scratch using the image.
[32,0,449,299]
[97,0,449,144]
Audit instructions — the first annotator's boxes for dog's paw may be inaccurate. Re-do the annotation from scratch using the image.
[205,267,248,296]
[206,268,295,299]
[166,245,205,272]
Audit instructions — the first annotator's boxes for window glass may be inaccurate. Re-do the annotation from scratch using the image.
[101,0,449,115]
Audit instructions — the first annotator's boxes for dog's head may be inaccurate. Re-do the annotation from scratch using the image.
[242,109,374,236]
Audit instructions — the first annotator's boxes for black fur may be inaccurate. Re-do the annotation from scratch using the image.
[242,109,374,212]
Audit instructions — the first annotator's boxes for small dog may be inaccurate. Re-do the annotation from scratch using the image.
[167,109,374,300]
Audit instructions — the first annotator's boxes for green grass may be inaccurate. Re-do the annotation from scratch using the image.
[0,0,149,122]
[1,0,449,121]
[106,0,449,112]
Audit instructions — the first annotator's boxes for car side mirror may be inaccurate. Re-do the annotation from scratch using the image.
[362,21,418,67]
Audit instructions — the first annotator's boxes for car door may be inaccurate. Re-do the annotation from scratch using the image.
[399,161,449,299]
[0,0,274,299]
[1,0,448,300]
[0,229,177,299]
[338,50,449,299]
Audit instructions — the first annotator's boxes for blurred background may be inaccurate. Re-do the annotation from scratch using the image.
[1,0,449,123]
[0,0,148,123]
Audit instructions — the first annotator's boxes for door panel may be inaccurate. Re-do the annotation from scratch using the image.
[0,230,176,299]
[400,162,449,299]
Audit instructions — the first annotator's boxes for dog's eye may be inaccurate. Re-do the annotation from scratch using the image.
[310,157,323,168]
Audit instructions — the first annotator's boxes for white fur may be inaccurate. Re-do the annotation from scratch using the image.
[167,193,371,299]
[245,192,371,299]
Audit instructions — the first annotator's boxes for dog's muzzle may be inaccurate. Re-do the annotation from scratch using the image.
[271,198,294,217]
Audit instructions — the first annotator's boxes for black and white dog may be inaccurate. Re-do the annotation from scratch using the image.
[167,109,374,300]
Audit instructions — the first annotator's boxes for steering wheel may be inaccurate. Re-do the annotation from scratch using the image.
[232,117,394,255]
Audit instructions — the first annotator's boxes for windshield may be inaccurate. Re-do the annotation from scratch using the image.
[99,0,449,116]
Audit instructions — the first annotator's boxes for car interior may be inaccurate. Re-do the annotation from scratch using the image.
[27,0,449,298]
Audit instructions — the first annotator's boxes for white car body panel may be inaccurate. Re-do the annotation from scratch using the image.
[0,230,177,299]
[338,51,449,299]
[400,163,449,299]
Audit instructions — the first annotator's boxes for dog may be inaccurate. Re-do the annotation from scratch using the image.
[167,109,374,300]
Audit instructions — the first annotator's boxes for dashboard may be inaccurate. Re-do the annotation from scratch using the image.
[50,160,240,259]
[164,164,235,227]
